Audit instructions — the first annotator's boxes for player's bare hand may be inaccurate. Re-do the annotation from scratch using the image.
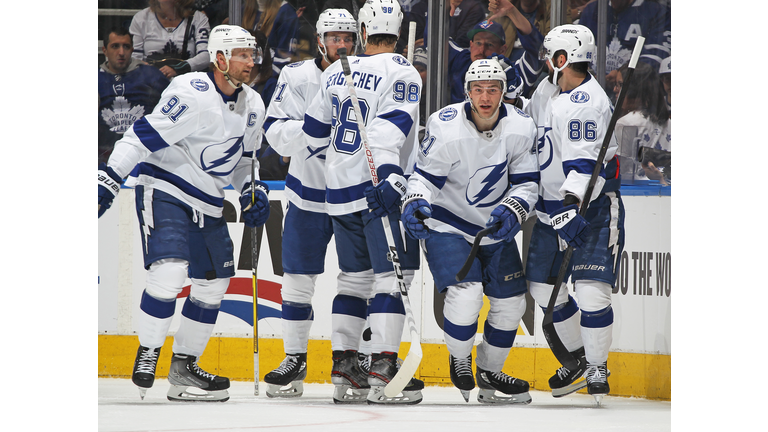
[488,0,515,23]
[296,6,305,18]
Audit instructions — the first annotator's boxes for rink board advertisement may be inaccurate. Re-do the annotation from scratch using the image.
[98,183,671,399]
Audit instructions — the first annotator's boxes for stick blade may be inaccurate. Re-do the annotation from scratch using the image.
[383,340,423,398]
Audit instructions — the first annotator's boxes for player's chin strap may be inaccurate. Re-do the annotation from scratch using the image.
[214,59,244,90]
[549,57,570,86]
[468,96,503,122]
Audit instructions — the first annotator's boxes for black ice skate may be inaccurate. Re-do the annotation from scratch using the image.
[166,353,230,402]
[331,350,370,404]
[585,362,610,406]
[132,346,161,400]
[449,354,475,402]
[264,353,307,398]
[367,352,424,405]
[549,347,588,398]
[476,366,531,404]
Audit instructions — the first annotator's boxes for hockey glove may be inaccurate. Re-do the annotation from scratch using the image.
[364,169,407,218]
[98,162,123,218]
[494,54,524,100]
[240,181,270,228]
[401,195,432,240]
[549,204,591,249]
[486,197,526,242]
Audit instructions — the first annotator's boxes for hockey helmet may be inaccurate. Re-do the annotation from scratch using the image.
[317,8,357,62]
[358,0,403,48]
[539,24,594,84]
[464,58,507,95]
[208,25,261,65]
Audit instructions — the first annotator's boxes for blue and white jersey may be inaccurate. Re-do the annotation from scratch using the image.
[129,8,211,72]
[302,53,421,216]
[407,102,539,245]
[107,71,266,218]
[525,74,616,224]
[579,0,671,73]
[264,58,327,213]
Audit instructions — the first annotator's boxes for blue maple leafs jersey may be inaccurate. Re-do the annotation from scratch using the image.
[302,53,422,216]
[107,71,266,218]
[406,102,539,244]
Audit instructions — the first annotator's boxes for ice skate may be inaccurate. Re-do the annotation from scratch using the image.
[476,366,531,404]
[358,352,371,375]
[264,353,307,398]
[367,352,424,405]
[132,346,161,400]
[166,353,230,402]
[449,354,474,402]
[549,347,588,398]
[585,362,610,406]
[331,350,370,404]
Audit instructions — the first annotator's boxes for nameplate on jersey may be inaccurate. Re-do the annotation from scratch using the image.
[325,70,383,91]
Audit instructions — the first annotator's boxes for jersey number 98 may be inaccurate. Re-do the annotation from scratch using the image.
[331,95,370,154]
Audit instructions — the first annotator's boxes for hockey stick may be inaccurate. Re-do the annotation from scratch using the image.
[454,222,501,282]
[251,157,260,396]
[541,37,645,371]
[336,47,423,398]
[406,21,416,64]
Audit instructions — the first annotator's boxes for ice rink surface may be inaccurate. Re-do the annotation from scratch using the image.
[99,378,670,432]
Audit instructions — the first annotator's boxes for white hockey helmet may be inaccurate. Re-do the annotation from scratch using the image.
[540,24,594,83]
[208,25,260,64]
[317,8,357,62]
[358,0,403,49]
[464,58,506,95]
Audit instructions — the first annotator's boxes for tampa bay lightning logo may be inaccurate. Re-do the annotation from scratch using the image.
[466,161,508,207]
[570,91,590,103]
[438,107,458,121]
[200,136,243,176]
[287,61,305,68]
[537,126,554,170]
[190,79,209,92]
[513,106,530,118]
[392,56,411,66]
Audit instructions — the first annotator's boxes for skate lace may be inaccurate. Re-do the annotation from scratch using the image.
[136,349,159,374]
[273,356,299,376]
[454,356,473,377]
[491,371,515,384]
[358,355,371,374]
[555,365,571,380]
[191,360,216,380]
[585,364,606,384]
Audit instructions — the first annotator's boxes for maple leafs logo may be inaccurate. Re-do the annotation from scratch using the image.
[605,36,630,73]
[101,96,146,133]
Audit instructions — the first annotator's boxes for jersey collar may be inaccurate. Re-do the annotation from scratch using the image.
[464,101,507,132]
[208,71,243,102]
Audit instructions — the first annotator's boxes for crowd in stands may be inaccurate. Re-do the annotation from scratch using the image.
[99,0,670,184]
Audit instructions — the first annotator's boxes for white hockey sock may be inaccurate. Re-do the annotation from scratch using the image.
[331,294,368,351]
[476,294,525,372]
[281,301,313,354]
[575,280,614,364]
[369,292,406,353]
[173,296,220,357]
[443,282,484,358]
[138,259,188,348]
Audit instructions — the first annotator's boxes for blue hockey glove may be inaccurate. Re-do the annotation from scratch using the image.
[98,162,123,218]
[486,197,526,242]
[401,195,432,240]
[240,180,270,228]
[364,172,407,218]
[549,204,591,249]
[494,54,524,100]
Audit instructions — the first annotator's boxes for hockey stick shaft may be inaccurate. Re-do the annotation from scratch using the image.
[541,37,645,371]
[336,48,423,398]
[455,222,501,282]
[406,21,416,64]
[251,157,260,396]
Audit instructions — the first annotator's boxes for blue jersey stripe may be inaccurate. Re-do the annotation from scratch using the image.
[133,117,169,152]
[563,157,604,177]
[137,163,224,208]
[378,109,413,138]
[414,167,447,189]
[302,114,331,139]
[326,181,372,204]
[432,204,484,236]
[285,173,326,203]
[509,171,540,187]
[263,116,289,134]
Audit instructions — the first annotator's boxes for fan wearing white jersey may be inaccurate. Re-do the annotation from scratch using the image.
[97,25,270,402]
[524,24,625,400]
[302,0,424,405]
[401,59,538,404]
[261,8,367,401]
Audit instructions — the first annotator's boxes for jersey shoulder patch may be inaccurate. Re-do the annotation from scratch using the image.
[570,91,590,104]
[512,106,530,118]
[189,78,210,92]
[287,60,305,68]
[438,107,458,122]
[391,55,411,67]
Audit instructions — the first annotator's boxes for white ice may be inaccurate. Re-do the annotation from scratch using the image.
[98,378,670,432]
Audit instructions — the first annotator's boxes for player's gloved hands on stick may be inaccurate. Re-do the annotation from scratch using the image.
[98,162,123,218]
[493,54,524,100]
[486,197,525,242]
[401,197,432,240]
[549,204,591,249]
[364,165,407,218]
[240,180,270,227]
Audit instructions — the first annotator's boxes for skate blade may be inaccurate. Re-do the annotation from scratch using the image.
[551,378,587,398]
[477,389,532,405]
[166,385,229,402]
[459,389,470,403]
[137,387,148,400]
[367,385,423,405]
[266,382,304,398]
[593,394,604,406]
[332,384,370,404]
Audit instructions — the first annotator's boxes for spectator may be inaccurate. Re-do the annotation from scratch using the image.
[396,0,427,55]
[130,0,211,79]
[99,26,170,165]
[578,0,670,97]
[614,61,671,185]
[659,55,670,108]
[412,47,428,128]
[260,0,302,70]
[448,0,488,48]
[489,0,572,61]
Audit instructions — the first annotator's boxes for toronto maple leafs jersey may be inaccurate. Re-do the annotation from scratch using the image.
[525,73,617,224]
[130,8,211,72]
[406,102,539,245]
[579,0,671,73]
[302,53,422,216]
[263,58,327,213]
[107,71,266,218]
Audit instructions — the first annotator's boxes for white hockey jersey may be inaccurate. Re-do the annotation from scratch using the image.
[525,73,616,224]
[264,58,327,213]
[302,52,421,216]
[130,8,211,72]
[108,71,266,218]
[407,102,539,245]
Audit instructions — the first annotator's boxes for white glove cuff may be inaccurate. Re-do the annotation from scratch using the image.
[386,173,407,199]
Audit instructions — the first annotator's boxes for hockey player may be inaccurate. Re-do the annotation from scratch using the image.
[524,24,625,403]
[97,25,271,402]
[261,8,366,400]
[401,58,539,404]
[302,0,424,405]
